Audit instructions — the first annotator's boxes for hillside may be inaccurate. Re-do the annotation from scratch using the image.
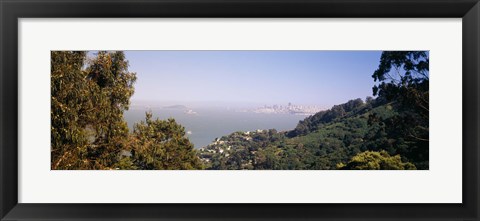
[197,97,426,170]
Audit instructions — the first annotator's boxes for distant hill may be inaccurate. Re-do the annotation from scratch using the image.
[197,97,427,170]
[163,105,188,109]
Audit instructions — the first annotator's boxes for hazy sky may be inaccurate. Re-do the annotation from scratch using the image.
[123,51,382,108]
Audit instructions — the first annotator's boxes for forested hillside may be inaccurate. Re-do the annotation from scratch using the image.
[198,98,421,169]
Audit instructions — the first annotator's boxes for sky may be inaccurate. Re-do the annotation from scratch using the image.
[123,51,383,109]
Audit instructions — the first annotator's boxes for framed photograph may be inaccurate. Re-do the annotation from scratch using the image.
[1,0,479,220]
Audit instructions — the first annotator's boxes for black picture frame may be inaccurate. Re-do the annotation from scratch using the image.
[1,0,479,220]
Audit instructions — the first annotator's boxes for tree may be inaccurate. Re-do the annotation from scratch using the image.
[287,98,365,138]
[372,51,429,99]
[52,51,206,170]
[51,51,94,169]
[365,96,374,105]
[52,51,137,169]
[339,150,416,170]
[130,112,203,170]
[371,51,429,169]
[80,51,137,168]
[371,51,428,130]
[85,51,137,143]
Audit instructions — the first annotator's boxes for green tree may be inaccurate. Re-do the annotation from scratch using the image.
[52,51,205,170]
[51,51,91,169]
[52,51,137,169]
[82,51,137,168]
[371,51,429,169]
[254,145,280,169]
[339,150,416,170]
[85,51,137,143]
[130,112,203,170]
[372,51,429,99]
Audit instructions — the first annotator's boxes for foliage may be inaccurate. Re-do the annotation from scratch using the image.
[287,98,365,137]
[51,51,138,169]
[338,150,416,170]
[371,51,429,169]
[85,51,137,144]
[130,112,203,170]
[82,51,137,169]
[51,51,95,169]
[51,51,201,170]
[372,51,429,98]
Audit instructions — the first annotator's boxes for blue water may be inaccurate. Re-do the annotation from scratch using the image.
[124,107,306,148]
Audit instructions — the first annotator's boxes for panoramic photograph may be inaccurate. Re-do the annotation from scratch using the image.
[51,50,429,170]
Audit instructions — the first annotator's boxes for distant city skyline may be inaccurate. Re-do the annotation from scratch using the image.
[120,51,382,108]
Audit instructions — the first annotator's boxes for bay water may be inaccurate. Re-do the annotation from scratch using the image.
[123,107,307,148]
